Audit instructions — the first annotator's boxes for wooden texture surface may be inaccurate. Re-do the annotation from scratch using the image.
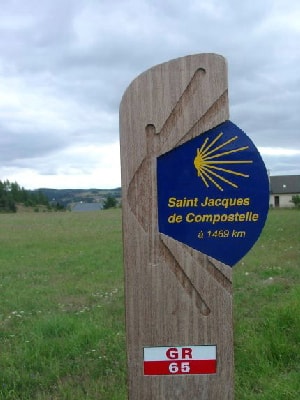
[120,54,233,399]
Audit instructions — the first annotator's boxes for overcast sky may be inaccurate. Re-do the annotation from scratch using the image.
[0,0,299,189]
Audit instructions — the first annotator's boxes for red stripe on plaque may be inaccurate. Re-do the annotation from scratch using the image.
[144,359,216,375]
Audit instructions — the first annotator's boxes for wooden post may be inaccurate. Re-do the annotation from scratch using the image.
[120,54,233,399]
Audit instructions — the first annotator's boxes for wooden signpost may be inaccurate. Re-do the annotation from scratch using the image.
[119,54,269,399]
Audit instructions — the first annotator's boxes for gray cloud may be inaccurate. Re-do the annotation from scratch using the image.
[261,153,300,176]
[0,0,299,188]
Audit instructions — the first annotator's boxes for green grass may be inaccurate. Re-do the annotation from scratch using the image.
[0,209,126,399]
[234,209,300,399]
[0,208,299,399]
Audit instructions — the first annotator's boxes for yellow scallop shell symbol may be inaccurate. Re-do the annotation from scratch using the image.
[193,132,253,191]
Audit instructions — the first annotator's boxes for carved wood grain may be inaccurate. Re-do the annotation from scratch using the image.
[120,53,234,399]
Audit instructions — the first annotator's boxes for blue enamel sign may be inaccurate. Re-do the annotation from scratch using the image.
[157,120,269,266]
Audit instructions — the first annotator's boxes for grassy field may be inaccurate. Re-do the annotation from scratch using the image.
[234,209,300,399]
[0,208,299,399]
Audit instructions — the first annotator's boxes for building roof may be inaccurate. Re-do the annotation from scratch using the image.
[72,202,103,212]
[270,175,300,194]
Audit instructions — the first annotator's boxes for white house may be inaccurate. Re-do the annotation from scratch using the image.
[269,175,300,207]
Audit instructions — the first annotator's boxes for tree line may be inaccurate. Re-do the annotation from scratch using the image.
[0,180,50,213]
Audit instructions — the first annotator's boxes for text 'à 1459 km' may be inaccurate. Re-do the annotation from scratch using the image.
[197,229,247,239]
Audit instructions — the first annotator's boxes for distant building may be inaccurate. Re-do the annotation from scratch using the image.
[72,202,103,212]
[269,175,300,207]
